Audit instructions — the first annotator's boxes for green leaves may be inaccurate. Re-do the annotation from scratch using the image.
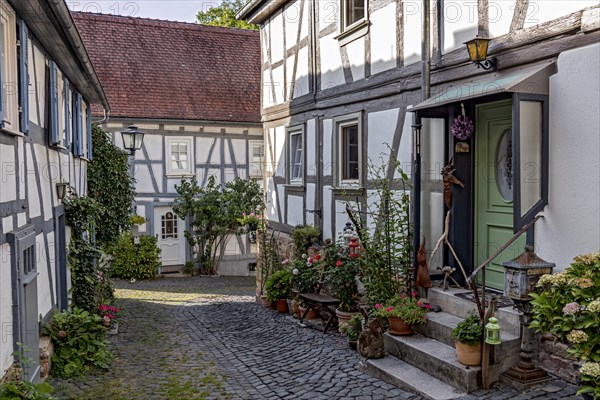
[452,312,482,346]
[108,233,161,280]
[196,0,258,30]
[43,308,113,378]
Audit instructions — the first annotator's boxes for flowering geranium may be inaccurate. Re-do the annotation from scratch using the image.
[374,292,430,325]
[531,250,600,397]
[239,212,263,229]
[99,304,121,328]
[322,241,361,312]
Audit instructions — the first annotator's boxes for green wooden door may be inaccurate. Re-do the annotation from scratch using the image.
[474,100,524,290]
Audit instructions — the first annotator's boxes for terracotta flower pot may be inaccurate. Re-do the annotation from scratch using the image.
[455,341,481,366]
[298,306,317,320]
[276,299,288,314]
[388,316,413,336]
[336,308,360,327]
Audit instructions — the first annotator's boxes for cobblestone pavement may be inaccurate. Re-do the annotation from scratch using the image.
[51,276,581,400]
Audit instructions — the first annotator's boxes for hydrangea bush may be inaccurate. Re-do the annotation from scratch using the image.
[530,251,599,397]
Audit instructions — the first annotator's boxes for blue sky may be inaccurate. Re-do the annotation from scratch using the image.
[67,1,224,23]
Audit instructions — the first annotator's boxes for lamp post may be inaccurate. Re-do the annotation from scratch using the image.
[464,36,497,71]
[121,125,145,215]
[501,245,555,390]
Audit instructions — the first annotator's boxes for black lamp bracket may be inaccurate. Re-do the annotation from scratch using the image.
[475,57,497,71]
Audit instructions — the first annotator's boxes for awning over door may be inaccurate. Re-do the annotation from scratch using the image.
[409,61,557,112]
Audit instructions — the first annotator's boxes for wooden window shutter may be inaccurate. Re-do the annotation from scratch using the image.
[0,28,4,128]
[86,104,92,159]
[63,79,70,148]
[49,61,59,145]
[18,18,29,135]
[72,92,83,157]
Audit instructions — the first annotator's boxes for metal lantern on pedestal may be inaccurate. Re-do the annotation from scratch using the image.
[343,222,354,245]
[484,317,502,345]
[501,245,555,390]
[348,237,360,258]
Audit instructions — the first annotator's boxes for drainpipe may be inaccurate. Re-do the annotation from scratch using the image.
[413,0,431,275]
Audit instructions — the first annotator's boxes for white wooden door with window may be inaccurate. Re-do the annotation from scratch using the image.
[154,206,186,266]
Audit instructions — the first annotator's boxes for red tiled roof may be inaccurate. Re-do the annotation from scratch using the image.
[72,12,261,123]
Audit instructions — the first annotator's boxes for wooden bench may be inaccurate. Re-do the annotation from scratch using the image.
[296,291,339,333]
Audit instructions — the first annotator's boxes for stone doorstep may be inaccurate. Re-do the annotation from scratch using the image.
[383,332,481,393]
[427,287,522,335]
[360,357,467,400]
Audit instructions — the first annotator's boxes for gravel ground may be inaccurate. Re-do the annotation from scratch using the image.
[49,275,580,400]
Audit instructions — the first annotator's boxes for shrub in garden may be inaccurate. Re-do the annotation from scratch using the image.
[44,308,112,378]
[108,233,161,280]
[0,345,55,400]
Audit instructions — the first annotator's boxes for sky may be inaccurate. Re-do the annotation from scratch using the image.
[67,1,225,23]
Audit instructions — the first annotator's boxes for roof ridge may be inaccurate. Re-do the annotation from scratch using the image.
[70,11,259,35]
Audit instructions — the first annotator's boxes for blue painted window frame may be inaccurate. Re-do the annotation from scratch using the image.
[86,104,92,159]
[72,92,83,157]
[63,79,70,148]
[49,61,59,145]
[18,18,29,135]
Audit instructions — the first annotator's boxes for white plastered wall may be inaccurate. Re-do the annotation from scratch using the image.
[535,43,600,269]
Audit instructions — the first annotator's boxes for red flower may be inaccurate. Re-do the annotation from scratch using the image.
[315,254,321,261]
[401,294,406,299]
[425,304,431,309]
[336,260,343,267]
[417,301,423,307]
[307,257,313,263]
[386,307,394,313]
[411,291,417,298]
[375,304,383,309]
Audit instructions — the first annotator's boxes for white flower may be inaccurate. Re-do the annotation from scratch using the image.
[292,268,299,275]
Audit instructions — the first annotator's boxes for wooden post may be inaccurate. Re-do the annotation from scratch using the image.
[482,296,498,389]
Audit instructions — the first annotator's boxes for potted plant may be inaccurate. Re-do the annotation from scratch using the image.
[339,314,364,350]
[99,304,122,335]
[322,241,361,324]
[374,292,430,335]
[265,269,292,313]
[291,254,320,319]
[530,251,599,399]
[451,312,482,366]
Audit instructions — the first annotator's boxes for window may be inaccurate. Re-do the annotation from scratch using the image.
[161,212,178,239]
[287,125,304,184]
[345,0,365,27]
[17,16,28,134]
[49,61,59,145]
[250,142,264,178]
[167,139,193,175]
[72,92,83,156]
[0,1,18,133]
[337,0,369,45]
[334,112,363,186]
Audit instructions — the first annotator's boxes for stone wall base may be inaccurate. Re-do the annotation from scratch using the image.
[539,333,579,384]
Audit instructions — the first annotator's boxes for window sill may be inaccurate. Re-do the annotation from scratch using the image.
[0,126,25,137]
[284,183,305,193]
[331,186,365,196]
[166,172,194,178]
[334,19,370,46]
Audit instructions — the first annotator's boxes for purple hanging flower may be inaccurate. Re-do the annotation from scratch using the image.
[451,114,474,140]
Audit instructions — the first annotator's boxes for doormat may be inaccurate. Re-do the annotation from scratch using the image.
[454,289,515,309]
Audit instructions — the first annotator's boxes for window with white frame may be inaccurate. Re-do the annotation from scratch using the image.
[287,125,304,184]
[340,0,368,33]
[0,1,18,133]
[168,139,193,175]
[334,113,362,186]
[250,142,264,178]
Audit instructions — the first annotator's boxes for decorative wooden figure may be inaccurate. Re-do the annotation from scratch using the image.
[442,161,464,209]
[416,237,431,298]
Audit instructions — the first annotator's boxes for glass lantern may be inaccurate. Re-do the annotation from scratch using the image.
[348,237,360,258]
[485,317,502,345]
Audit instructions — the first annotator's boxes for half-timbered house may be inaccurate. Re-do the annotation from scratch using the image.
[238,0,599,286]
[72,13,262,276]
[239,0,599,390]
[0,0,108,381]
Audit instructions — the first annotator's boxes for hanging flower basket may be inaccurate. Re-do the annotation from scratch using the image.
[451,103,474,140]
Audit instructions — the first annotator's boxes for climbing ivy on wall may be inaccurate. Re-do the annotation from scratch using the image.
[64,195,105,312]
[88,125,135,248]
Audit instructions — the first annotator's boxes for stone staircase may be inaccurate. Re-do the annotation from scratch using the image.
[360,287,522,400]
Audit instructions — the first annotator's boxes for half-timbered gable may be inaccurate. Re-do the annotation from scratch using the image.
[0,0,108,381]
[72,13,262,276]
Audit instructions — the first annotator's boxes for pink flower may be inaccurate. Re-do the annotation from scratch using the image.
[563,302,580,315]
[375,304,383,309]
[401,294,406,299]
[336,260,343,267]
[411,291,417,298]
[386,307,394,313]
[307,257,313,264]
[425,304,431,309]
[250,212,255,216]
[242,212,246,217]
[417,301,423,307]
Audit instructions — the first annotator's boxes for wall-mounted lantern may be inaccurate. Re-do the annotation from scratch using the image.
[56,181,69,200]
[464,37,497,71]
[121,125,145,155]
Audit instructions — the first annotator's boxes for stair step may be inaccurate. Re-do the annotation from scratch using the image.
[361,356,467,400]
[383,332,481,392]
[416,311,520,347]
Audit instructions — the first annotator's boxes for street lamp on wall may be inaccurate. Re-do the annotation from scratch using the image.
[464,37,497,71]
[121,125,145,155]
[55,181,69,200]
